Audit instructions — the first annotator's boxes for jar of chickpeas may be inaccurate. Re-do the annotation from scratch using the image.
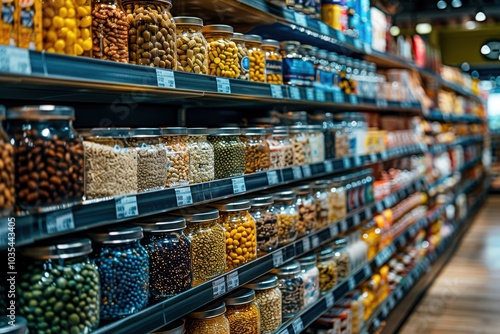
[42,0,78,55]
[203,24,240,78]
[174,16,207,74]
[233,32,249,80]
[262,39,282,84]
[244,34,266,83]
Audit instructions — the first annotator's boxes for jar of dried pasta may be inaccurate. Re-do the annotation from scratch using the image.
[244,34,266,83]
[224,288,260,334]
[174,16,207,74]
[262,39,283,84]
[244,275,282,333]
[232,32,249,80]
[202,24,240,78]
[185,301,230,334]
[240,127,270,174]
[160,127,189,188]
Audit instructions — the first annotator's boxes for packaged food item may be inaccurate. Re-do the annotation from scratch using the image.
[312,180,331,229]
[185,301,230,334]
[92,0,129,62]
[245,34,266,83]
[321,0,344,30]
[273,261,304,318]
[186,127,215,183]
[317,246,337,291]
[161,127,190,188]
[224,288,260,334]
[233,32,249,80]
[0,106,15,215]
[240,127,270,174]
[244,274,282,333]
[298,254,320,307]
[332,237,350,280]
[208,127,245,179]
[249,195,278,254]
[329,177,347,220]
[203,24,240,78]
[262,39,283,84]
[174,16,207,74]
[273,191,299,246]
[309,112,336,159]
[294,184,317,236]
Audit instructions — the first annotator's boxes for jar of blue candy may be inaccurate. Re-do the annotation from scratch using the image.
[89,226,149,320]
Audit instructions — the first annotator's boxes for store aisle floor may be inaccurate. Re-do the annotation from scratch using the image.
[399,195,500,334]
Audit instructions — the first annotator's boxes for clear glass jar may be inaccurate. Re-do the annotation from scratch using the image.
[7,105,84,211]
[18,238,100,333]
[186,128,215,184]
[76,0,92,56]
[233,32,249,81]
[178,208,226,286]
[89,226,149,320]
[208,127,246,179]
[289,125,311,165]
[267,128,293,169]
[298,44,316,87]
[307,125,325,163]
[161,127,190,188]
[316,49,333,91]
[262,39,282,84]
[136,216,192,302]
[92,0,129,62]
[308,112,335,159]
[294,184,317,236]
[16,0,40,50]
[330,178,347,220]
[152,320,185,334]
[273,262,304,318]
[174,16,207,74]
[0,106,14,215]
[244,275,282,334]
[298,254,320,307]
[203,24,240,78]
[185,301,230,334]
[365,170,374,204]
[0,315,28,333]
[333,115,350,157]
[1,0,17,46]
[312,180,330,230]
[41,0,77,55]
[244,34,266,83]
[345,57,357,94]
[328,52,342,91]
[126,128,167,192]
[240,127,270,174]
[332,237,350,280]
[273,191,299,246]
[316,246,337,292]
[249,195,278,254]
[280,40,315,86]
[224,289,260,334]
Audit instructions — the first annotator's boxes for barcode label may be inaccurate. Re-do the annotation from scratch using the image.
[46,210,75,234]
[212,277,226,298]
[292,318,304,333]
[294,12,308,27]
[325,292,334,308]
[315,89,326,102]
[156,69,176,88]
[324,160,334,173]
[226,271,239,291]
[329,225,338,238]
[292,166,303,179]
[271,85,284,99]
[289,86,301,100]
[306,88,315,101]
[302,237,311,252]
[348,277,356,290]
[302,165,312,178]
[267,171,280,185]
[232,177,246,194]
[364,265,372,277]
[343,158,351,169]
[0,46,31,74]
[175,187,193,206]
[273,250,284,267]
[116,196,139,219]
[216,78,231,94]
[311,236,320,248]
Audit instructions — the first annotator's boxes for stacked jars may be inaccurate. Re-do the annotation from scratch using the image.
[316,246,337,292]
[273,191,299,246]
[273,262,304,318]
[224,289,260,334]
[208,127,245,179]
[298,254,320,307]
[248,195,278,255]
[92,0,129,62]
[244,275,282,333]
[267,128,293,169]
[240,127,270,174]
[245,34,266,83]
[185,301,230,334]
[42,0,77,55]
[203,24,240,78]
[262,39,283,84]
[174,16,207,74]
[294,184,317,237]
[312,180,330,229]
[0,106,14,215]
[289,125,311,166]
[161,127,189,188]
[186,128,214,184]
[233,32,249,80]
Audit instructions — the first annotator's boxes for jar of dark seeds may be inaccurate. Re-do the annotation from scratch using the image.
[244,275,282,333]
[294,184,317,236]
[248,195,278,254]
[272,261,304,319]
[208,127,245,180]
[273,191,299,246]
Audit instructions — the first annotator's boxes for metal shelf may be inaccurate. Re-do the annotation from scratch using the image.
[428,134,484,155]
[424,111,487,124]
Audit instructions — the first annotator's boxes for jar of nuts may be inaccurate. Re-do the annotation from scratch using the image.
[294,184,317,236]
[41,0,77,55]
[331,237,350,280]
[208,127,245,180]
[248,195,278,254]
[210,200,257,271]
[186,128,214,184]
[224,288,260,334]
[240,127,270,174]
[232,33,249,80]
[307,125,325,163]
[273,191,299,246]
[289,125,312,166]
[330,177,347,221]
[0,106,15,215]
[1,0,16,46]
[262,39,283,84]
[174,16,207,74]
[298,254,320,307]
[316,246,338,292]
[244,34,266,83]
[160,127,190,188]
[267,128,293,169]
[244,275,282,333]
[92,0,129,62]
[17,0,41,50]
[312,180,331,230]
[272,261,304,318]
[185,301,230,334]
[202,24,240,78]
[333,115,350,157]
[76,0,92,56]
[7,105,84,211]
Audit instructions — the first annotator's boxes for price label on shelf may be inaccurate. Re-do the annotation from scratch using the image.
[302,165,312,178]
[325,293,335,308]
[376,99,388,108]
[311,236,320,248]
[395,287,404,300]
[46,210,75,234]
[270,85,284,99]
[353,214,360,226]
[340,220,348,232]
[370,153,377,162]
[343,157,351,169]
[175,187,193,207]
[267,171,280,186]
[353,39,362,49]
[292,318,304,333]
[294,12,308,27]
[116,196,139,219]
[381,304,389,317]
[324,160,334,173]
[0,46,32,75]
[381,150,388,160]
[315,89,326,102]
[349,94,359,105]
[226,271,239,291]
[365,207,372,219]
[374,318,381,329]
[273,250,284,267]
[212,277,226,298]
[302,237,311,252]
[333,90,345,103]
[364,265,372,278]
[354,155,362,166]
[388,295,396,309]
[306,88,315,101]
[319,22,331,35]
[348,277,356,290]
[216,78,231,94]
[289,86,301,100]
[292,166,303,180]
[336,31,346,43]
[329,224,338,238]
[232,177,246,194]
[156,69,176,88]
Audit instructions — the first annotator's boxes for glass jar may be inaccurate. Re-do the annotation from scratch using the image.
[309,112,335,159]
[316,49,333,91]
[41,0,77,55]
[224,288,260,334]
[178,207,225,286]
[186,128,215,184]
[92,0,129,62]
[298,254,320,307]
[245,34,266,83]
[297,44,315,87]
[307,125,325,163]
[244,275,282,333]
[203,24,240,78]
[161,127,190,188]
[289,125,311,165]
[273,262,304,318]
[312,180,330,230]
[89,226,149,320]
[208,127,245,179]
[76,0,92,56]
[7,105,84,211]
[280,40,314,86]
[135,216,192,302]
[316,246,337,292]
[240,127,270,174]
[126,128,167,192]
[174,16,207,74]
[333,115,350,157]
[330,178,347,220]
[1,0,17,46]
[332,237,350,280]
[152,320,185,334]
[185,301,230,334]
[233,32,249,80]
[273,191,299,246]
[361,221,380,261]
[16,0,41,50]
[267,128,293,169]
[294,184,317,236]
[328,52,342,91]
[18,238,100,333]
[262,39,282,84]
[210,200,257,271]
[249,195,278,254]
[345,57,357,94]
[0,315,28,333]
[0,106,14,215]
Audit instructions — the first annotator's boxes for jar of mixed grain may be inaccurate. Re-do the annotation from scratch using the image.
[312,180,330,229]
[203,24,240,78]
[307,125,325,163]
[316,246,337,292]
[232,32,249,80]
[174,16,207,74]
[331,237,350,280]
[161,127,190,188]
[298,254,320,307]
[185,301,230,334]
[186,128,214,184]
[248,195,278,254]
[0,106,15,215]
[208,127,245,179]
[244,275,282,333]
[267,128,293,169]
[92,0,129,62]
[273,261,304,318]
[294,184,317,236]
[244,34,266,83]
[41,0,77,55]
[289,125,311,166]
[333,115,350,157]
[330,177,347,220]
[273,191,299,246]
[262,39,283,84]
[224,288,260,334]
[240,127,270,174]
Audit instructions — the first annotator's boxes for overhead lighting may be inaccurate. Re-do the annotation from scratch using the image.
[465,20,477,29]
[481,44,491,55]
[390,25,401,36]
[475,11,486,22]
[437,0,447,9]
[461,62,470,71]
[416,23,432,34]
[451,0,462,8]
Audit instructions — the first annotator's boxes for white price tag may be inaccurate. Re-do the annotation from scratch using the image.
[312,236,320,248]
[348,277,356,290]
[175,187,193,207]
[364,265,372,278]
[0,46,31,74]
[353,214,360,226]
[226,271,239,291]
[333,90,345,103]
[267,171,280,185]
[212,277,226,298]
[289,86,301,100]
[381,150,388,160]
[329,224,338,238]
[324,160,333,173]
[354,39,362,49]
[271,84,284,99]
[292,318,304,333]
[315,89,326,102]
[273,250,284,267]
[302,165,312,178]
[306,88,315,101]
[46,210,75,234]
[216,77,231,94]
[116,196,139,219]
[319,22,331,35]
[370,153,377,162]
[294,12,308,27]
[232,177,246,194]
[156,68,176,88]
[364,43,372,54]
[340,220,348,232]
[302,237,311,252]
[343,157,351,169]
[336,31,346,43]
[292,166,303,179]
[325,293,335,308]
[354,155,362,166]
[349,94,359,105]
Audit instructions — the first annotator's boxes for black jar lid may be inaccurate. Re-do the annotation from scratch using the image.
[244,274,278,290]
[202,24,233,34]
[88,225,144,244]
[7,105,75,120]
[240,127,267,135]
[273,261,301,275]
[298,253,317,266]
[151,320,185,334]
[22,238,92,260]
[187,301,226,319]
[244,34,263,43]
[294,184,312,195]
[174,207,220,223]
[0,105,5,121]
[134,215,186,232]
[0,315,28,334]
[317,246,334,260]
[187,127,209,135]
[161,127,187,136]
[273,191,296,201]
[174,16,203,26]
[249,195,274,207]
[224,288,255,305]
[208,127,241,136]
[262,39,280,48]
[210,199,251,212]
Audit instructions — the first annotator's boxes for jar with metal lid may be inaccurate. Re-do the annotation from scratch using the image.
[18,238,100,332]
[316,49,333,91]
[174,16,207,74]
[7,105,84,211]
[177,207,226,286]
[333,115,350,157]
[135,216,192,302]
[272,261,304,318]
[208,127,245,179]
[330,178,347,220]
[0,106,14,215]
[75,0,92,56]
[294,184,317,236]
[224,288,260,334]
[1,0,17,46]
[232,32,249,80]
[289,125,311,165]
[328,52,342,91]
[92,0,129,62]
[307,125,325,163]
[308,112,335,159]
[249,195,278,254]
[298,44,316,87]
[0,315,28,334]
[185,301,230,334]
[126,128,167,192]
[274,110,308,125]
[331,237,350,280]
[273,191,299,246]
[89,226,149,320]
[262,39,282,84]
[152,320,185,334]
[210,200,257,270]
[203,24,240,78]
[280,41,314,86]
[364,170,374,204]
[160,127,190,188]
[240,127,270,174]
[244,274,282,333]
[298,254,320,307]
[345,57,357,94]
[186,128,214,184]
[312,180,330,229]
[338,56,350,94]
[40,0,77,55]
[267,128,293,169]
[316,246,337,291]
[244,34,266,83]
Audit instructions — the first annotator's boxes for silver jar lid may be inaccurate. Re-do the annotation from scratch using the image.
[0,105,5,121]
[131,128,161,137]
[174,207,220,223]
[174,16,203,26]
[244,34,263,43]
[317,246,334,260]
[289,125,309,133]
[202,24,233,34]
[273,128,289,136]
[299,253,317,266]
[280,40,301,49]
[318,49,328,59]
[332,237,347,249]
[241,127,267,135]
[273,191,296,201]
[134,216,186,232]
[0,316,28,334]
[244,274,278,290]
[151,320,185,334]
[161,127,187,136]
[187,127,210,135]
[262,39,280,48]
[313,180,331,189]
[273,261,301,275]
[232,32,245,41]
[22,238,92,260]
[224,288,255,305]
[307,125,323,132]
[295,184,312,195]
[88,226,144,244]
[7,105,75,120]
[188,301,226,319]
[328,52,339,62]
[210,199,251,212]
[79,127,131,138]
[208,127,241,136]
[249,195,274,207]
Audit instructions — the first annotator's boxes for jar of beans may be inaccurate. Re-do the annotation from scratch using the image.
[224,288,260,334]
[174,16,207,74]
[333,115,350,157]
[0,106,14,215]
[267,128,293,169]
[76,0,92,56]
[151,320,185,334]
[186,128,214,184]
[307,125,325,163]
[273,191,299,246]
[208,127,245,179]
[316,246,337,292]
[41,0,77,55]
[262,39,283,84]
[203,24,240,78]
[18,238,100,333]
[312,180,331,229]
[298,254,320,307]
[210,200,257,271]
[233,32,249,80]
[309,112,336,159]
[289,125,312,165]
[135,215,192,302]
[7,105,84,211]
[244,275,282,333]
[330,177,347,220]
[185,301,230,334]
[331,237,350,280]
[89,226,149,320]
[272,261,304,318]
[294,184,317,236]
[245,34,266,83]
[177,207,226,286]
[92,0,129,62]
[248,195,278,254]
[161,127,190,188]
[240,127,270,174]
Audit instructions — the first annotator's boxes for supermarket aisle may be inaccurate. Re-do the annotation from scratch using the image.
[399,195,500,334]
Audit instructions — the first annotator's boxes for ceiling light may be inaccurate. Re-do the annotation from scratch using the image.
[481,44,491,55]
[416,23,432,34]
[451,0,462,8]
[461,62,470,71]
[390,25,401,36]
[437,0,447,9]
[465,20,477,29]
[475,11,486,22]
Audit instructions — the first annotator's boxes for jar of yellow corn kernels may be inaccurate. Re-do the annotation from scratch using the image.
[42,0,78,55]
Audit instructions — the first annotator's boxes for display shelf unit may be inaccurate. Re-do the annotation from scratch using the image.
[424,111,486,124]
[426,156,483,193]
[428,134,484,155]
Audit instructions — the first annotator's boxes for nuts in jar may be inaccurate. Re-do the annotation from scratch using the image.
[185,301,230,334]
[92,0,129,62]
[42,0,77,55]
[294,184,317,236]
[273,262,304,318]
[75,0,92,56]
[174,16,207,74]
[233,33,249,80]
[317,246,338,291]
[245,34,266,83]
[262,39,283,84]
[203,24,240,78]
[160,127,190,188]
[312,180,331,229]
[273,191,299,246]
[224,288,260,334]
[289,125,312,166]
[0,106,15,215]
[240,127,270,174]
[267,128,293,169]
[244,275,282,333]
[249,195,278,254]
